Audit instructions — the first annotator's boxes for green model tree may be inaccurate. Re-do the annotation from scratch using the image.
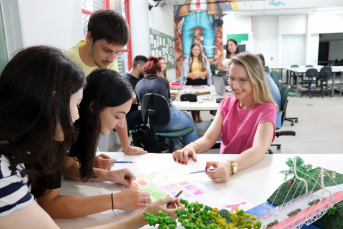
[280,156,313,181]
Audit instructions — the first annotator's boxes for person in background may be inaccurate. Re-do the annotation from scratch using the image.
[135,56,199,150]
[36,69,151,218]
[217,38,240,85]
[256,53,282,129]
[158,57,181,90]
[173,53,277,183]
[218,38,240,72]
[64,9,145,160]
[124,55,148,131]
[181,43,212,122]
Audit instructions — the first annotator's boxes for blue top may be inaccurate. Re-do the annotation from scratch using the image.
[265,72,282,129]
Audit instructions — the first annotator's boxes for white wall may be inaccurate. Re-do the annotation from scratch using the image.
[253,16,279,66]
[2,0,83,56]
[281,34,306,65]
[307,34,319,65]
[279,15,307,35]
[130,0,150,59]
[310,13,343,34]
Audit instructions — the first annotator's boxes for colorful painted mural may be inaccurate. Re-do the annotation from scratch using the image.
[173,0,237,79]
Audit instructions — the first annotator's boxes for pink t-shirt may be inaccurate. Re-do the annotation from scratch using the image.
[219,96,276,154]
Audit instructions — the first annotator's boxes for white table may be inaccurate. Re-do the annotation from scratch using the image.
[171,85,226,111]
[285,66,343,97]
[172,93,221,111]
[54,153,343,229]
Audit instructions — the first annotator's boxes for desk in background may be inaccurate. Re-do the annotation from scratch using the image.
[285,66,343,97]
[171,85,228,111]
[54,153,343,229]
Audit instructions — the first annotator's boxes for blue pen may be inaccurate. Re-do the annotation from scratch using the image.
[111,161,135,164]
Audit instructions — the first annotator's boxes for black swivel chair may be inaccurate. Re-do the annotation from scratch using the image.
[269,85,296,153]
[300,69,318,98]
[317,66,332,98]
[141,93,194,153]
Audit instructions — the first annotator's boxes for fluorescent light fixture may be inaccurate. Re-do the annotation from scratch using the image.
[314,9,343,15]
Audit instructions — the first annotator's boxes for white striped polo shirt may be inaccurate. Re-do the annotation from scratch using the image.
[0,153,33,216]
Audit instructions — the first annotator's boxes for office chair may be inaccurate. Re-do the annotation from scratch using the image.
[317,66,332,98]
[264,66,270,74]
[271,70,298,125]
[141,93,194,153]
[300,69,318,98]
[271,70,282,89]
[291,64,300,86]
[269,85,296,153]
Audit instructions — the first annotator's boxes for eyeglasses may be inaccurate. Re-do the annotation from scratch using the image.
[225,74,249,86]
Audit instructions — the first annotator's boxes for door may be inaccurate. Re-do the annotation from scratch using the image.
[318,41,329,66]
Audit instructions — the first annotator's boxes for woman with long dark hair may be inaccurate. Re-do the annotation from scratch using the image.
[135,56,199,151]
[36,69,154,218]
[0,47,183,228]
[181,43,212,122]
[217,38,240,72]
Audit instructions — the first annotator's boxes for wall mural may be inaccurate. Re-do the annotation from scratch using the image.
[173,0,237,79]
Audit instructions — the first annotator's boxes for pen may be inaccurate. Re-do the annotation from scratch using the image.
[189,168,215,174]
[166,189,184,208]
[111,161,135,164]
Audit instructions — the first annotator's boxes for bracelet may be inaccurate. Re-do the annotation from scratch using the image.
[191,141,199,153]
[111,193,114,211]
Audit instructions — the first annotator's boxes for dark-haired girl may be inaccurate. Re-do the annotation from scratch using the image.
[0,49,183,227]
[135,56,198,151]
[36,69,153,218]
[218,38,240,73]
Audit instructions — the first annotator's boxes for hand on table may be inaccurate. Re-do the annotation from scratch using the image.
[172,146,197,165]
[113,188,152,210]
[94,154,116,170]
[223,93,233,99]
[123,145,147,155]
[107,168,136,188]
[144,196,185,220]
[205,161,232,183]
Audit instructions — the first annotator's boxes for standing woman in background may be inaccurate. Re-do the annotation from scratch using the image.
[181,43,212,122]
[218,38,240,72]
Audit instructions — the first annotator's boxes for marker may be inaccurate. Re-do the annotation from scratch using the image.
[189,168,215,174]
[166,190,183,208]
[111,161,135,164]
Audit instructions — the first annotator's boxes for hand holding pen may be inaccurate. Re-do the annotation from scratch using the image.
[165,190,184,208]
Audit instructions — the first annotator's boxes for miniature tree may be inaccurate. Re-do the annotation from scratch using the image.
[144,200,262,229]
[280,156,313,181]
[267,220,278,228]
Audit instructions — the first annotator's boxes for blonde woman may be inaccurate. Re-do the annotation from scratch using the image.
[173,53,277,183]
[181,43,212,122]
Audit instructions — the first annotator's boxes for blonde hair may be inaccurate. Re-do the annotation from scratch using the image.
[229,52,279,111]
